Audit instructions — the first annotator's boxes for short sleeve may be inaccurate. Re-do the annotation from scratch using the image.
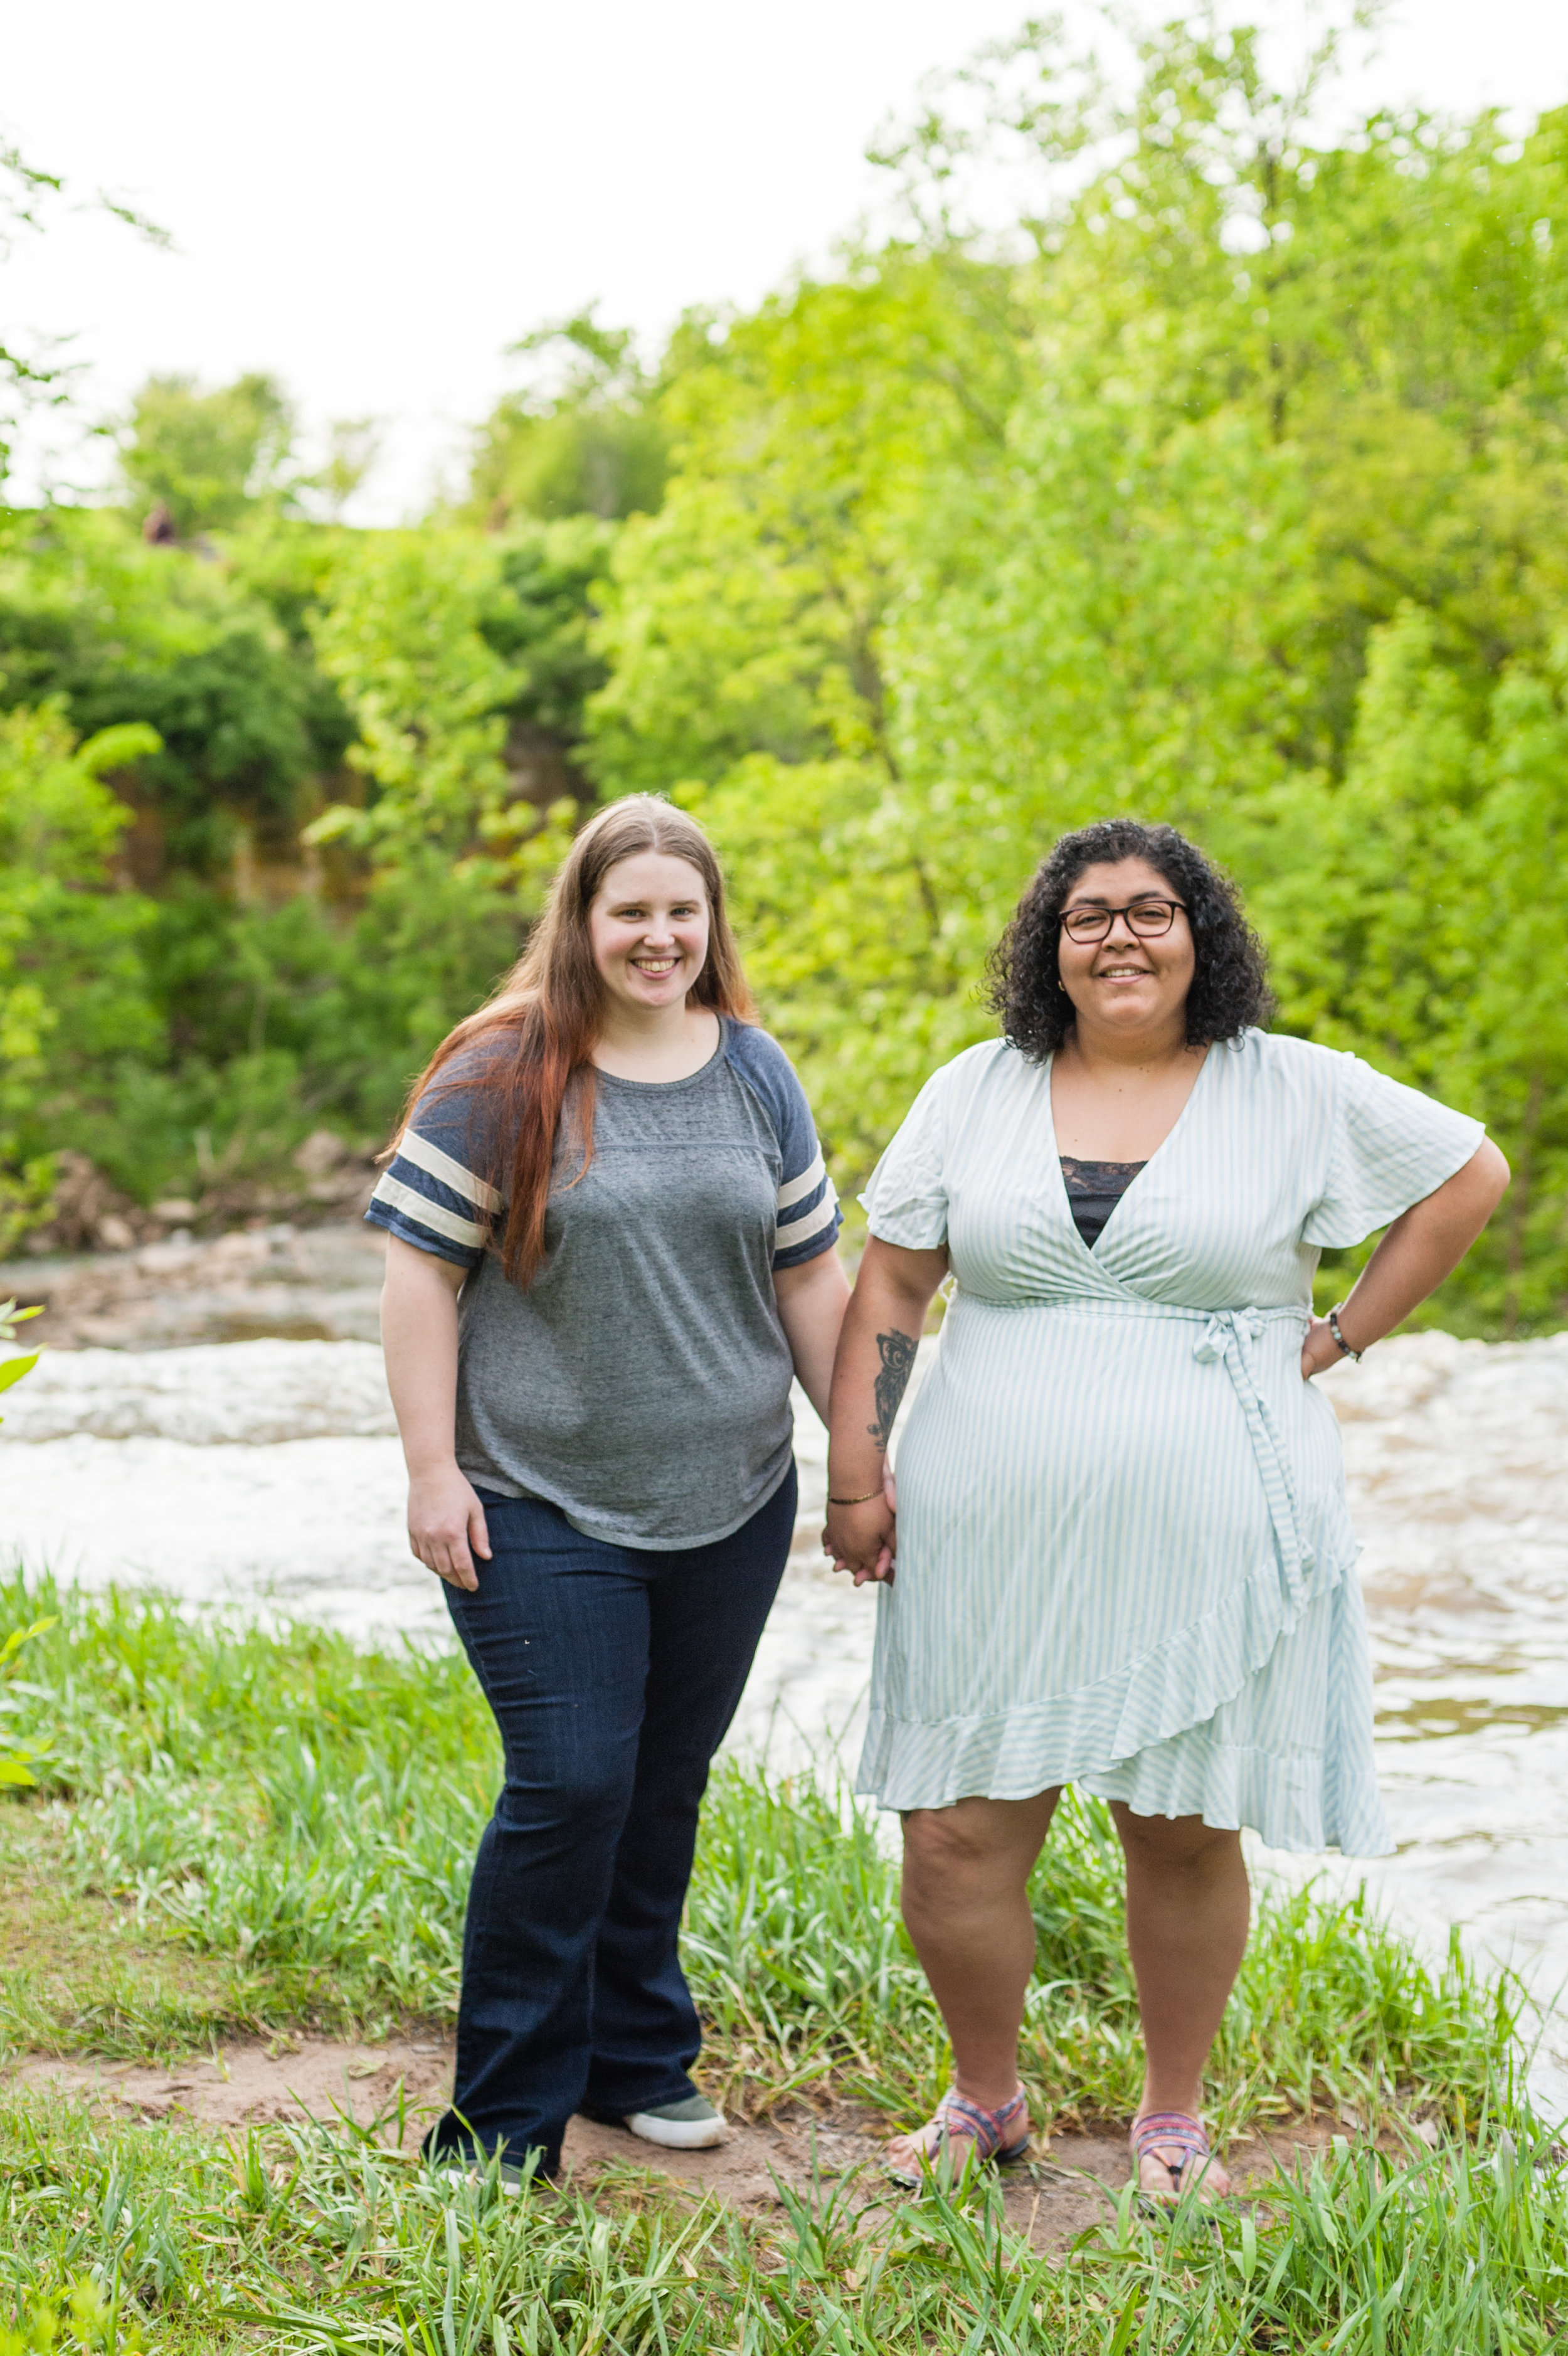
[723,1023,843,1269]
[859,1067,951,1250]
[365,1052,504,1270]
[1301,1054,1486,1250]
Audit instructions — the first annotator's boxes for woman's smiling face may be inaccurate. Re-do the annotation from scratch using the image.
[1055,856,1196,1039]
[588,851,712,1016]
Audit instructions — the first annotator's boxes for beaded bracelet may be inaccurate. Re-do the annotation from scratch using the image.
[1327,1305,1364,1362]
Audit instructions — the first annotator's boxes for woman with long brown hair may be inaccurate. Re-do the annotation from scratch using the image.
[369,795,847,2187]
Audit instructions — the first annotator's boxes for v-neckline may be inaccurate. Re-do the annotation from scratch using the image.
[1044,1044,1214,1261]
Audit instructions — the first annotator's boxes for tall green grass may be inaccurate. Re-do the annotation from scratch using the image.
[3,2095,1565,2352]
[3,1570,1565,2350]
[0,1571,1523,2135]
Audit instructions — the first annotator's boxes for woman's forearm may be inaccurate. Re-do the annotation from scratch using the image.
[1337,1138,1510,1351]
[381,1236,490,1587]
[827,1239,948,1497]
[381,1235,466,1472]
[775,1248,851,1425]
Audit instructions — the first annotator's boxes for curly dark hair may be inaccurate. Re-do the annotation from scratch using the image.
[986,819,1273,1060]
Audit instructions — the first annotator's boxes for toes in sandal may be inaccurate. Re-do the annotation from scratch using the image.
[1129,2109,1218,2207]
[886,2084,1032,2188]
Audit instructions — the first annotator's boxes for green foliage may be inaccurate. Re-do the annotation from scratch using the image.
[0,1295,42,1421]
[0,508,354,873]
[0,504,595,1209]
[0,1616,55,1793]
[0,2269,142,2356]
[577,28,1568,1327]
[118,371,294,538]
[2,2098,1565,2355]
[481,517,616,740]
[0,706,160,1238]
[1235,608,1568,1330]
[0,1312,51,1780]
[4,18,1568,1325]
[307,526,533,853]
[468,310,668,524]
[586,251,1022,795]
[46,857,523,1205]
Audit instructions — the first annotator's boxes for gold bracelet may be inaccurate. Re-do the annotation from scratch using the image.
[827,1488,883,1506]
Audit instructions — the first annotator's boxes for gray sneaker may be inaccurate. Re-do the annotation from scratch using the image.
[625,2094,729,2150]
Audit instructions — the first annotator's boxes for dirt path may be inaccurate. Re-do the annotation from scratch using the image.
[8,2035,1344,2249]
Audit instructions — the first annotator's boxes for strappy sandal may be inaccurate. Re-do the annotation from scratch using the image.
[1128,2109,1221,2207]
[886,2084,1032,2188]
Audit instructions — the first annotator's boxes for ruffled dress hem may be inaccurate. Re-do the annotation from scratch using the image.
[1080,1738,1392,1857]
[854,1507,1386,1852]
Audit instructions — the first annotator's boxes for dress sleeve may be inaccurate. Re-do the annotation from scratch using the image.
[364,1056,504,1270]
[1301,1054,1487,1250]
[859,1068,951,1250]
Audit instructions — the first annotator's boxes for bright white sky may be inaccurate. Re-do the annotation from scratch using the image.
[4,0,1567,521]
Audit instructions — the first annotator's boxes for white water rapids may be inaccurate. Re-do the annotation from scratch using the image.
[3,1303,1566,2108]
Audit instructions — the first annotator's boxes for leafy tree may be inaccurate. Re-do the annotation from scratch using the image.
[305,523,600,913]
[0,508,355,874]
[585,249,1024,797]
[4,9,1567,1332]
[469,312,668,525]
[581,8,1568,1350]
[309,417,381,521]
[0,706,160,1241]
[306,528,529,854]
[119,371,295,538]
[1240,608,1568,1332]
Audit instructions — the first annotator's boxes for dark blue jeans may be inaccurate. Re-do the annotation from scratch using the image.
[428,1466,796,2175]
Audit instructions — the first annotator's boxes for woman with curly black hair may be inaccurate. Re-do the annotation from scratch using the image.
[824,819,1507,2204]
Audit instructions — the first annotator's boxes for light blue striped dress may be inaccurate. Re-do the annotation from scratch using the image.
[855,1029,1485,1854]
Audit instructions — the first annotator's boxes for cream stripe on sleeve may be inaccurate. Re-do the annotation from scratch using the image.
[396,1126,504,1212]
[777,1150,827,1211]
[371,1171,487,1250]
[780,1186,839,1244]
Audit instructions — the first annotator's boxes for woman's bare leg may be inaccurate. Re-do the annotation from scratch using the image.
[1112,1806,1250,2196]
[899,1789,1061,2110]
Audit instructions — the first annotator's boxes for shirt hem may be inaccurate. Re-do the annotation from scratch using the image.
[455,1449,795,1554]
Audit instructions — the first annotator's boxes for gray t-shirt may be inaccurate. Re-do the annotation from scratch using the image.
[366,1019,840,1549]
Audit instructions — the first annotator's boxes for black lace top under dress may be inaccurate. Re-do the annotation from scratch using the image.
[1059,1156,1147,1250]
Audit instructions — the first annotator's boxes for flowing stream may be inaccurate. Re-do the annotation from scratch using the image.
[3,1227,1565,2108]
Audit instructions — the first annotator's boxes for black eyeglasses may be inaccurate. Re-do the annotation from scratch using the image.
[1058,896,1187,944]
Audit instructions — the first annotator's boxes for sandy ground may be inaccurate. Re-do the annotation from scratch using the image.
[6,2035,1356,2247]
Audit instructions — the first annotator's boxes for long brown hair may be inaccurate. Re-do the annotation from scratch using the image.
[400,795,756,1286]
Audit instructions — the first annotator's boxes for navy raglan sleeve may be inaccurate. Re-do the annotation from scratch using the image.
[726,1026,842,1270]
[364,1054,504,1271]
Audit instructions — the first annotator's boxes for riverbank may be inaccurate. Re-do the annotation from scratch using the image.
[3,1576,1564,2348]
[8,1297,1568,2094]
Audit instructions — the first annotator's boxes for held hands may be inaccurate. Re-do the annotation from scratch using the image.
[407,1463,492,1591]
[824,1462,898,1588]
